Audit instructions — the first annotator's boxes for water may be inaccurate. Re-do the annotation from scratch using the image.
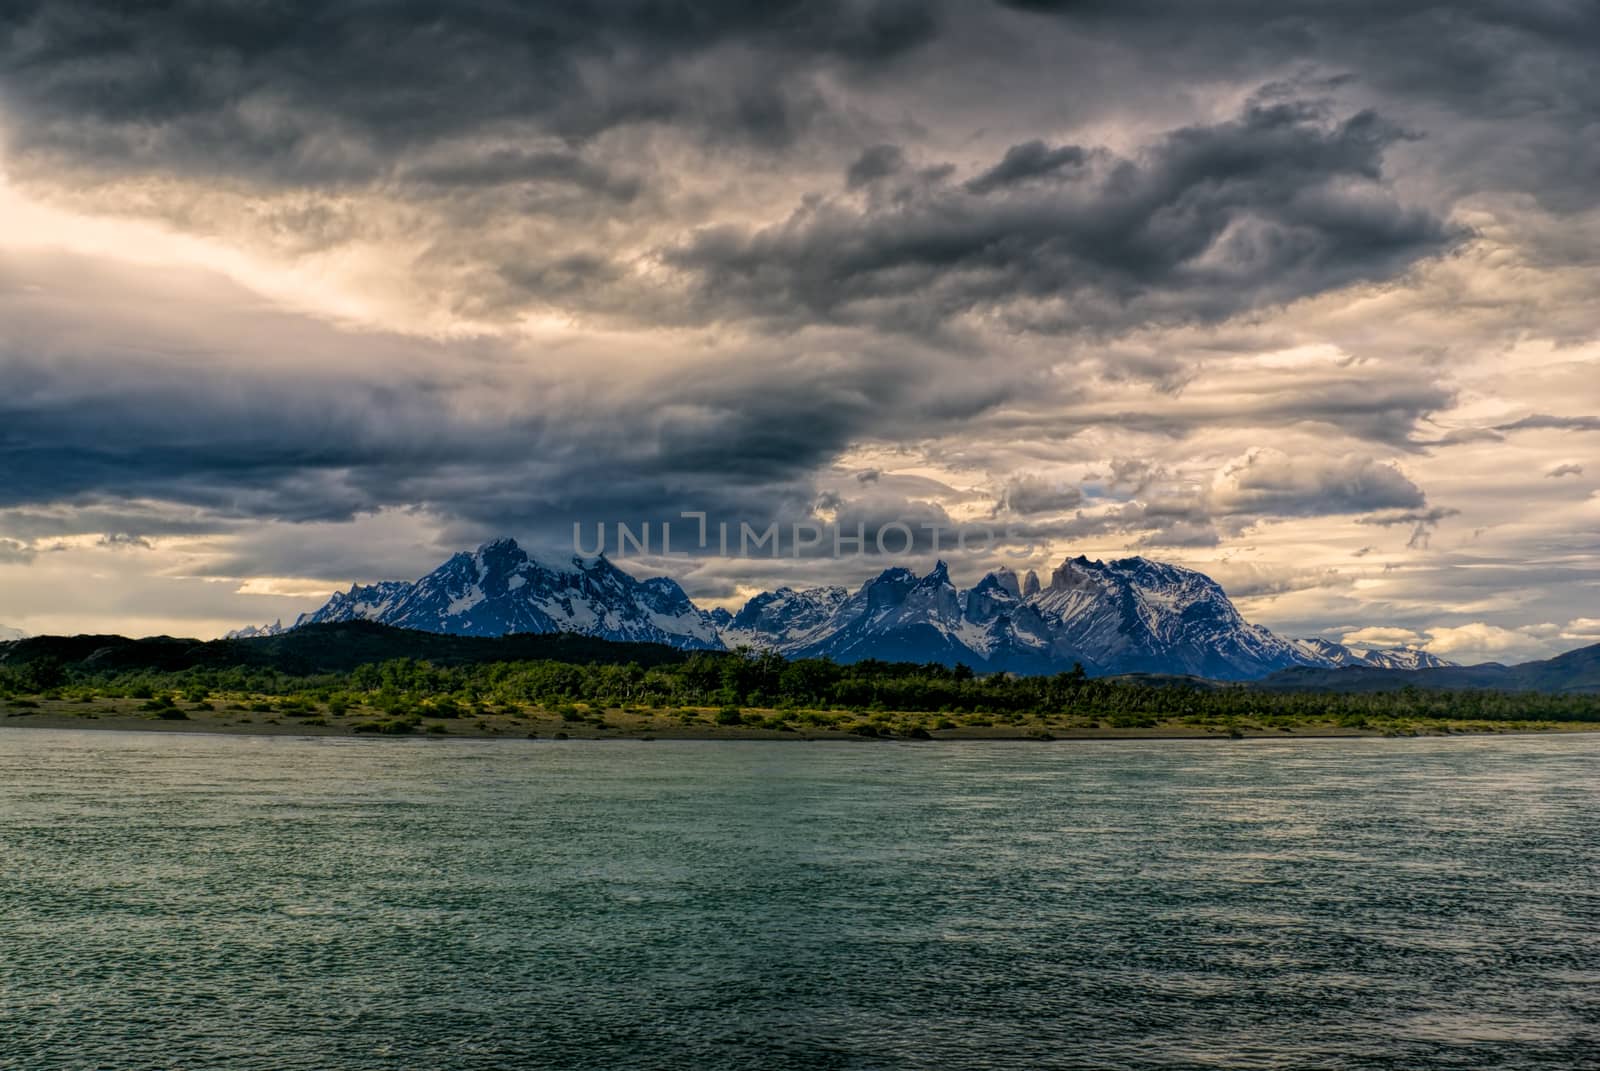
[2,731,1597,1070]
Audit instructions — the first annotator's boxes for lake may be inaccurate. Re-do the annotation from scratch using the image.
[2,730,1597,1069]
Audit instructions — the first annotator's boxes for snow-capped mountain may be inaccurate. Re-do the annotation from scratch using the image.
[719,585,850,650]
[0,624,27,642]
[1288,637,1456,670]
[228,540,1455,680]
[731,556,1318,679]
[232,539,723,649]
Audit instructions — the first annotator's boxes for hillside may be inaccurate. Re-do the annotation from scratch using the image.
[0,620,692,676]
[1257,642,1600,695]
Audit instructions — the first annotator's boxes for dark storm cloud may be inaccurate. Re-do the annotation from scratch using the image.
[1005,2,1600,205]
[668,98,1463,336]
[845,145,908,189]
[1,0,1595,630]
[963,141,1091,195]
[399,150,643,202]
[980,376,1456,450]
[0,252,1012,549]
[995,1,1600,113]
[993,475,1085,516]
[0,0,940,179]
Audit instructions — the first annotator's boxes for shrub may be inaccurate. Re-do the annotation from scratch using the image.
[428,696,463,719]
[715,706,743,726]
[352,717,417,735]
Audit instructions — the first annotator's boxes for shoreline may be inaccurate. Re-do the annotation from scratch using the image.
[6,704,1597,743]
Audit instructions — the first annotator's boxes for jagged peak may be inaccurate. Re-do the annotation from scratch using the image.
[1021,569,1041,597]
[918,559,952,586]
[1049,557,1097,591]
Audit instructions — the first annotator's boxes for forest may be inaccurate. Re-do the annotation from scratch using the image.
[4,644,1599,730]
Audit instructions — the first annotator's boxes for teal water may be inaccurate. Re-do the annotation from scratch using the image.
[2,731,1597,1070]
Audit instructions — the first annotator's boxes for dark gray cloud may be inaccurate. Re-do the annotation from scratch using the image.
[1210,450,1427,517]
[0,251,1019,553]
[0,0,940,178]
[845,144,907,188]
[668,97,1463,336]
[963,140,1092,195]
[993,475,1085,516]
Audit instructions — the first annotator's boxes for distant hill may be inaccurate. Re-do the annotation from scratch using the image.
[1257,642,1600,695]
[0,620,693,676]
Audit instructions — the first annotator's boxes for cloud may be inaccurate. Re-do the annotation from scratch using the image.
[1496,414,1600,433]
[97,532,154,550]
[1422,621,1561,663]
[1546,463,1585,478]
[1340,626,1428,649]
[0,1,942,177]
[0,0,1597,650]
[993,474,1084,516]
[845,144,907,188]
[1355,505,1461,548]
[1209,448,1426,517]
[0,538,34,564]
[963,140,1091,194]
[667,97,1463,336]
[1561,618,1600,642]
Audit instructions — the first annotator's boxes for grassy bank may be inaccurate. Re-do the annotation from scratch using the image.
[4,691,1595,742]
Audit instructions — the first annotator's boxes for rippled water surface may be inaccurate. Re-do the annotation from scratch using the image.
[3,731,1598,1070]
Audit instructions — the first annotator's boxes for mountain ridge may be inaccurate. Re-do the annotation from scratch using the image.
[227,538,1461,681]
[4,620,1595,695]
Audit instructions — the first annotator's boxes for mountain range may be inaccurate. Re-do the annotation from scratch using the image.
[229,538,1453,681]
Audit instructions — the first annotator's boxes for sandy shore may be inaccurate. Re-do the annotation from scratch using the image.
[3,696,1594,742]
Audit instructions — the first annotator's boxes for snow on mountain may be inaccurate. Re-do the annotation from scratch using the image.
[1025,556,1311,679]
[1289,637,1456,670]
[726,555,1317,680]
[230,539,723,649]
[226,541,1457,680]
[0,624,27,642]
[1357,646,1456,670]
[719,585,849,650]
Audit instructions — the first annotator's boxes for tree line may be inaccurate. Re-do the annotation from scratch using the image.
[4,648,1599,723]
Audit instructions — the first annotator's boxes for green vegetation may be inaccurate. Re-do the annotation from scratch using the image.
[3,642,1599,735]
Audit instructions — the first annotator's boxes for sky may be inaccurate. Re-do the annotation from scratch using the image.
[1,1,1597,662]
